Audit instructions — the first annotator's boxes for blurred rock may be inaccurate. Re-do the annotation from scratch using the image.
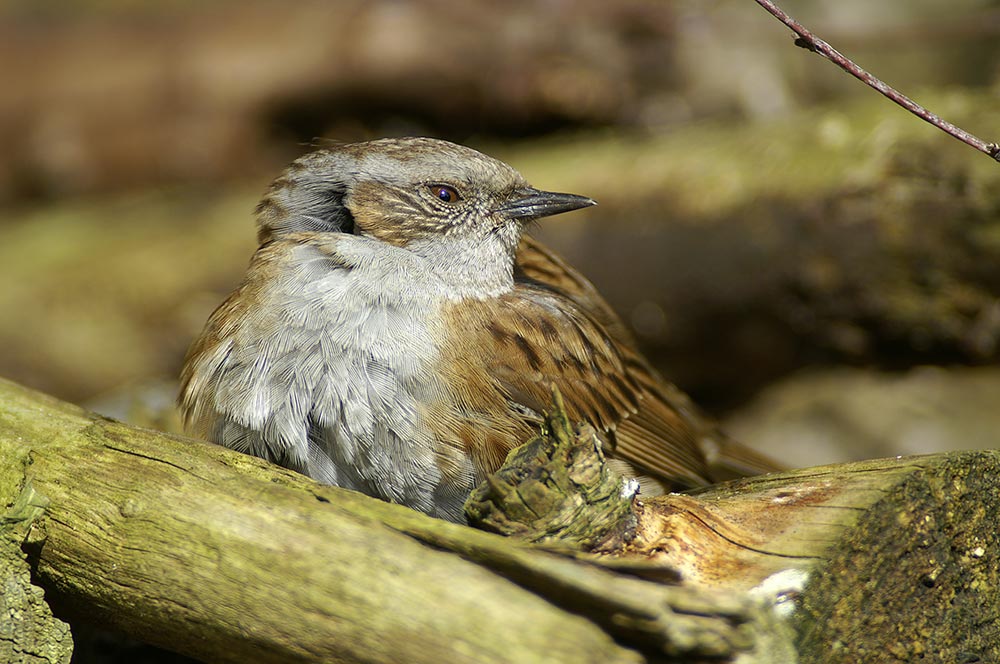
[0,0,679,202]
[725,365,1000,468]
[1,0,996,203]
[86,379,183,435]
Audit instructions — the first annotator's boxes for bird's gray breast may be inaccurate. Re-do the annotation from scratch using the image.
[213,237,476,520]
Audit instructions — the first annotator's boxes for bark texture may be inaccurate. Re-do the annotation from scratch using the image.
[0,378,785,664]
[2,376,998,662]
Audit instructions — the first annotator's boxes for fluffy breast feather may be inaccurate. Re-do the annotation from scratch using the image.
[179,234,468,516]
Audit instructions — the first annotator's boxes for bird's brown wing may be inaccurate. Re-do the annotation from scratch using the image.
[513,234,782,480]
[438,282,712,489]
[515,234,638,348]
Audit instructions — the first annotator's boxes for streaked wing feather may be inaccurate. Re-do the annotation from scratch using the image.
[515,235,638,348]
[515,235,783,480]
[441,282,711,489]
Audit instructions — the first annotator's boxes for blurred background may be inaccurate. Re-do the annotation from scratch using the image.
[3,0,1000,475]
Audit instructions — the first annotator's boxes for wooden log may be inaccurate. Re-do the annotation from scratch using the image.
[469,389,1000,663]
[4,374,997,662]
[0,377,784,664]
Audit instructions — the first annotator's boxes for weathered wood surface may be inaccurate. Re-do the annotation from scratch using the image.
[0,378,788,664]
[2,375,998,663]
[471,388,1000,663]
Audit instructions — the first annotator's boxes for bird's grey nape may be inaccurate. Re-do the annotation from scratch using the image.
[300,184,356,235]
[256,164,359,240]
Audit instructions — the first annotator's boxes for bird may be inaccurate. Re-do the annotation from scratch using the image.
[179,137,776,522]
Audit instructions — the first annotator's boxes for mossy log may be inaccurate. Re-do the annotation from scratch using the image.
[2,376,998,663]
[5,91,1000,406]
[0,378,787,664]
[469,389,1000,663]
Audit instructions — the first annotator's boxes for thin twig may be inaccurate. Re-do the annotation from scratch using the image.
[753,0,1000,163]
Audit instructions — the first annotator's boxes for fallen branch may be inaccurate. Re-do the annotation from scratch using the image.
[3,375,998,663]
[0,378,785,664]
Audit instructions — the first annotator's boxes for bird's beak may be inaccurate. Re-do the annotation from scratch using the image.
[498,188,597,220]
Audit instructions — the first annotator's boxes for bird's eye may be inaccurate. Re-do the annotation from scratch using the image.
[428,184,460,204]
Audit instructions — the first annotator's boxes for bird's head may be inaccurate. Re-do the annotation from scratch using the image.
[255,138,595,276]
